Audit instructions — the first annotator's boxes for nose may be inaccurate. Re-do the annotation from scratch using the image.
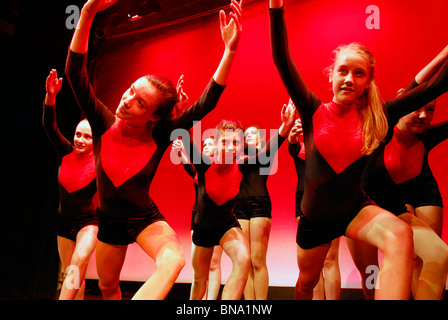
[344,72,354,84]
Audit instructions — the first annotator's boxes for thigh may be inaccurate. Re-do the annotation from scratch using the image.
[96,240,127,284]
[345,205,408,250]
[249,217,271,258]
[58,236,76,269]
[136,221,183,262]
[414,206,444,236]
[297,243,331,278]
[191,244,214,278]
[220,227,250,261]
[399,212,447,260]
[74,225,98,258]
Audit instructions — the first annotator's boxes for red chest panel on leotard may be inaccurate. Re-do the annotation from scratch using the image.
[313,102,364,174]
[384,126,425,184]
[205,162,242,206]
[59,150,96,193]
[101,119,156,187]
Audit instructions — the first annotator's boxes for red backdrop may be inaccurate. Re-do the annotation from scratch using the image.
[84,0,448,288]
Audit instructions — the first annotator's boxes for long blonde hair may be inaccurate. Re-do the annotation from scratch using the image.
[327,43,388,155]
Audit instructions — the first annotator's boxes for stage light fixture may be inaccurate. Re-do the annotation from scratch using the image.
[127,0,161,22]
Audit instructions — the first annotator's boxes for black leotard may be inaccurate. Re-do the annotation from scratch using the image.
[270,6,448,247]
[42,103,98,240]
[65,50,225,244]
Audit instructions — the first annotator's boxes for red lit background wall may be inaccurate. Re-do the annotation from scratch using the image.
[84,0,448,288]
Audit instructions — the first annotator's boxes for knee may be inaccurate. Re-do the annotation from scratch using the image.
[98,277,120,296]
[382,221,413,256]
[251,252,267,272]
[157,249,186,275]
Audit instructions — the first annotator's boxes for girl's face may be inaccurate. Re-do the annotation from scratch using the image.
[398,101,436,135]
[245,127,259,148]
[216,131,243,164]
[331,51,371,106]
[116,77,161,127]
[74,120,93,155]
[203,138,216,157]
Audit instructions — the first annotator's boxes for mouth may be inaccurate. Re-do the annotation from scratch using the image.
[340,87,355,93]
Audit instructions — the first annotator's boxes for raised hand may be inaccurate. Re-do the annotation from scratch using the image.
[173,74,189,118]
[45,69,63,106]
[288,119,303,144]
[281,98,296,128]
[82,0,119,16]
[220,0,244,52]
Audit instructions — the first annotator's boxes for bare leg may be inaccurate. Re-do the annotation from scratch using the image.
[190,244,214,300]
[322,237,341,300]
[96,240,127,300]
[220,227,251,300]
[132,221,185,300]
[238,219,254,300]
[207,246,223,300]
[346,238,377,300]
[346,205,413,300]
[399,212,448,300]
[414,206,444,237]
[295,243,331,300]
[249,217,271,300]
[59,225,98,300]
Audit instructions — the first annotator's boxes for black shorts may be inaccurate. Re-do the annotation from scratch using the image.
[402,178,443,208]
[192,216,241,248]
[296,197,376,250]
[97,203,166,246]
[56,211,98,242]
[233,195,272,220]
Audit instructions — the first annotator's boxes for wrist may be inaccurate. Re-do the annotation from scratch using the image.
[45,94,56,106]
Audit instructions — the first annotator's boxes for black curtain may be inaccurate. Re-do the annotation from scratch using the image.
[0,0,85,299]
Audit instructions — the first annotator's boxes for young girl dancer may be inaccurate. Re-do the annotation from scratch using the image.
[186,106,294,300]
[357,48,448,300]
[65,0,244,299]
[42,69,98,300]
[288,115,341,300]
[269,0,448,299]
[234,114,291,300]
[171,136,224,300]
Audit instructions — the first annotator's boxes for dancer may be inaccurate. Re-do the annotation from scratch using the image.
[42,69,98,300]
[234,107,292,300]
[357,47,448,300]
[288,115,341,300]
[269,0,448,299]
[65,0,244,299]
[171,136,224,300]
[186,103,295,300]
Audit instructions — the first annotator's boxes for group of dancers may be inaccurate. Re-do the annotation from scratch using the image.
[42,0,448,300]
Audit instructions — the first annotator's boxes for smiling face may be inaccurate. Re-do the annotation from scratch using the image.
[330,50,372,107]
[398,100,436,135]
[73,119,93,155]
[203,137,216,157]
[216,130,243,164]
[116,77,162,127]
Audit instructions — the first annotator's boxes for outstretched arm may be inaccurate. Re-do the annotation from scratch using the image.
[42,69,74,155]
[70,0,118,54]
[213,0,244,85]
[414,45,448,85]
[268,1,320,120]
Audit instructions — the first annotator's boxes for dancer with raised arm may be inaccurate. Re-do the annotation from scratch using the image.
[65,0,244,299]
[42,69,98,300]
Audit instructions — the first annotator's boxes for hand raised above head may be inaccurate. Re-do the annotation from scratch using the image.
[219,0,244,52]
